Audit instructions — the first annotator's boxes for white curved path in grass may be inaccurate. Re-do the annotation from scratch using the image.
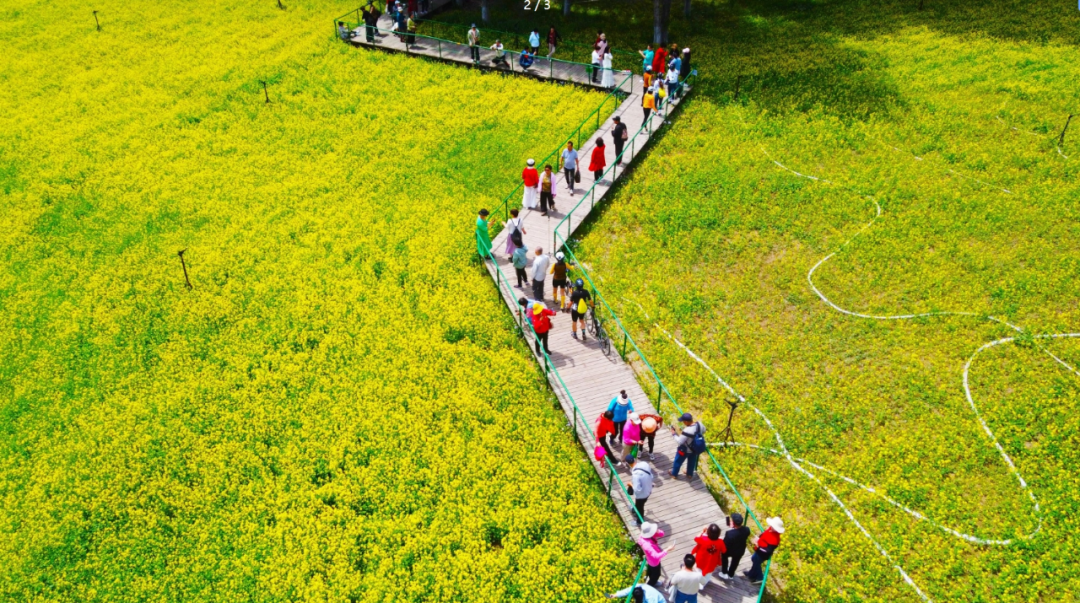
[633,143,1080,602]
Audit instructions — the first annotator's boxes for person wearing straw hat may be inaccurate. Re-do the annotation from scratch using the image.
[475,209,493,259]
[668,554,706,603]
[636,522,674,587]
[625,455,653,525]
[719,513,750,581]
[528,302,556,356]
[744,516,784,585]
[521,159,540,210]
[637,413,663,459]
[605,584,666,603]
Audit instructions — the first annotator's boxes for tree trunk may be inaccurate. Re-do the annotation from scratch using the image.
[481,0,490,22]
[653,0,671,44]
[563,0,571,16]
[684,0,690,18]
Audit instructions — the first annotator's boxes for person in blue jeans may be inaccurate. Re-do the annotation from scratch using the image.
[607,390,634,444]
[670,412,705,479]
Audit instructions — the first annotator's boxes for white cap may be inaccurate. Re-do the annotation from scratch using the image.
[526,158,535,166]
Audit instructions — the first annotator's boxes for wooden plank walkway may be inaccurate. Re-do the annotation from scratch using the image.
[346,28,761,603]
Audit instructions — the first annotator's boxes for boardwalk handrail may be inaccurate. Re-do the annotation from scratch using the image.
[417,18,641,67]
[550,69,776,599]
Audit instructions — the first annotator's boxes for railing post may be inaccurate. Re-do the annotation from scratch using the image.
[607,464,614,498]
[438,39,442,59]
[622,333,628,358]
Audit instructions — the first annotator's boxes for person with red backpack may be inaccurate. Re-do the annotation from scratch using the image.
[670,412,706,479]
[529,302,555,356]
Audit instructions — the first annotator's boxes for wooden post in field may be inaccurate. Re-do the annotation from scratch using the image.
[262,81,270,103]
[1059,114,1073,146]
[178,250,193,289]
[93,10,100,31]
[277,0,285,9]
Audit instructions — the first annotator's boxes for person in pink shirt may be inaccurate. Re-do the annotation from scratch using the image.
[622,412,643,462]
[637,522,675,587]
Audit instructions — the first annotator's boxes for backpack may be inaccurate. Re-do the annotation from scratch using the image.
[576,297,588,314]
[689,423,706,454]
[510,225,523,248]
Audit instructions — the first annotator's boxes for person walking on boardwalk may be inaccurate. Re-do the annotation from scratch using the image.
[560,142,579,197]
[529,302,556,356]
[504,208,526,258]
[637,413,663,459]
[539,164,558,216]
[405,13,417,45]
[468,24,480,63]
[529,29,541,54]
[569,278,592,339]
[612,116,627,164]
[642,87,656,123]
[607,390,634,443]
[522,158,540,210]
[490,38,509,67]
[546,26,561,58]
[667,64,681,100]
[637,522,674,587]
[590,47,602,84]
[668,555,706,603]
[744,516,784,586]
[530,246,551,301]
[394,9,407,41]
[719,513,750,581]
[589,138,607,185]
[512,240,529,288]
[548,251,573,310]
[622,412,643,460]
[605,584,666,603]
[691,524,726,578]
[601,50,615,88]
[362,5,380,43]
[595,409,617,462]
[670,412,706,479]
[626,455,653,525]
[475,209,493,259]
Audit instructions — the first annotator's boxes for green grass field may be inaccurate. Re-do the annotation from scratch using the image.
[0,1,632,601]
[468,0,1077,600]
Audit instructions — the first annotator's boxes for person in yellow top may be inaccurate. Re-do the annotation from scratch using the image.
[642,89,656,122]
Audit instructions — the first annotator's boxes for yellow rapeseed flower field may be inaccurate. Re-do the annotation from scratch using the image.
[0,1,630,601]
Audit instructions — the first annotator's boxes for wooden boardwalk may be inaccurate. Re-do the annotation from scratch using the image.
[346,26,761,603]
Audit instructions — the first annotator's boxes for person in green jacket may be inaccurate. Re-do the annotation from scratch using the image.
[476,209,493,259]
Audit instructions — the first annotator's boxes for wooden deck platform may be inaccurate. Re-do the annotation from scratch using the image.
[347,26,762,603]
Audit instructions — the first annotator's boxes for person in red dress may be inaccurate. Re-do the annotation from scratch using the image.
[691,523,726,577]
[651,45,668,77]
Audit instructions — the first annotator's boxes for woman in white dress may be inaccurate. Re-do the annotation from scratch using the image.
[600,52,615,88]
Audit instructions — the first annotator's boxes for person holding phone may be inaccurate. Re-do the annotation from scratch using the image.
[719,513,751,581]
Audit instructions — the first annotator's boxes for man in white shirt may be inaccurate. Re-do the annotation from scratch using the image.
[668,554,706,603]
[531,247,551,302]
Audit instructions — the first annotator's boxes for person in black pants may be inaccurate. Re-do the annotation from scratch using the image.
[719,513,751,581]
[612,116,627,164]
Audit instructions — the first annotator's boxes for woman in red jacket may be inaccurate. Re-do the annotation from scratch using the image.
[691,523,726,577]
[744,516,784,585]
[594,409,616,462]
[589,138,607,185]
[529,303,556,356]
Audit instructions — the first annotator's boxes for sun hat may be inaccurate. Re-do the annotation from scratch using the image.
[640,522,658,538]
[678,412,693,422]
[767,516,785,534]
[555,251,564,261]
[526,158,536,166]
[629,412,641,424]
[641,417,657,432]
[533,303,545,315]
